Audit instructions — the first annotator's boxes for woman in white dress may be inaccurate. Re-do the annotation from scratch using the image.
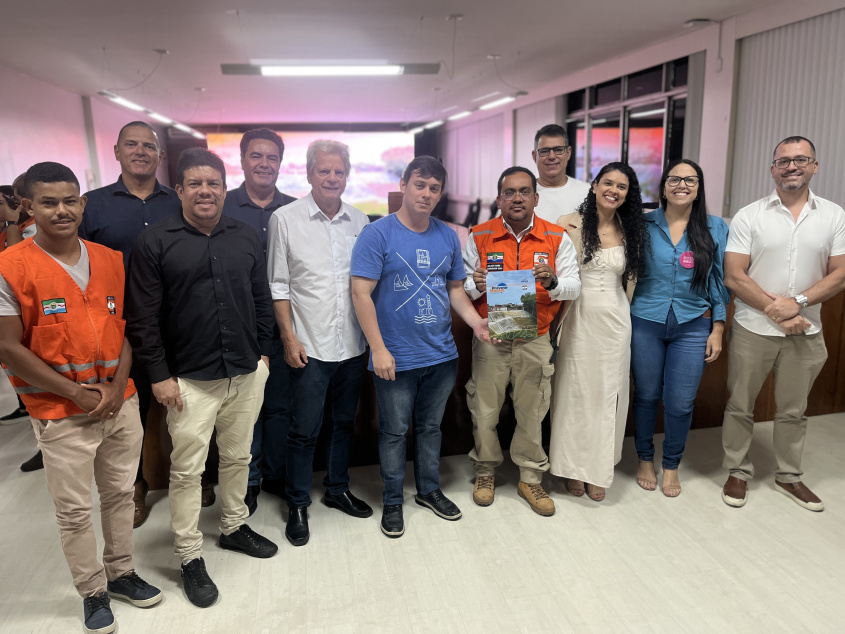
[549,162,645,501]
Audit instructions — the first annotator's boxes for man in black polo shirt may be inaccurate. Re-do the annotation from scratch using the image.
[222,128,295,515]
[127,148,277,608]
[80,120,182,527]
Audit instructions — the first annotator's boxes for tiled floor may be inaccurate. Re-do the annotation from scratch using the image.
[1,412,844,633]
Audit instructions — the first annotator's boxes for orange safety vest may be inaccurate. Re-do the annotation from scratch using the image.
[0,238,135,419]
[470,215,566,336]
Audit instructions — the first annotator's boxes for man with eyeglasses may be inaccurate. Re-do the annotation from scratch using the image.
[462,166,580,514]
[722,136,845,512]
[531,124,591,224]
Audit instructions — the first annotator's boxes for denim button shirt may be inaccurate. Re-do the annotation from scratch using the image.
[631,207,730,324]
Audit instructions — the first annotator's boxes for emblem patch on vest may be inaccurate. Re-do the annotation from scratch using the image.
[41,299,67,315]
[486,252,504,272]
[107,296,116,315]
[533,252,549,266]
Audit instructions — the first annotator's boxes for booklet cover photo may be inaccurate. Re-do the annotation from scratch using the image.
[486,270,538,340]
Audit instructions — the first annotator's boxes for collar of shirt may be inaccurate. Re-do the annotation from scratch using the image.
[112,175,165,199]
[305,192,351,223]
[233,182,287,210]
[647,206,682,244]
[499,214,537,243]
[163,210,239,237]
[765,188,819,217]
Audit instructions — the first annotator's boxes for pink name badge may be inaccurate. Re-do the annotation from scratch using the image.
[679,251,695,269]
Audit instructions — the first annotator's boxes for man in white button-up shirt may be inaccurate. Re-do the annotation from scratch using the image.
[722,136,845,512]
[267,140,373,547]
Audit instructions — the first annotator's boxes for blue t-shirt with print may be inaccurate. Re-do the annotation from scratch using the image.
[351,213,466,372]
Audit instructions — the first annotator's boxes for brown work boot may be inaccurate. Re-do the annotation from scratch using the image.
[775,480,824,512]
[201,480,216,507]
[133,480,150,528]
[721,475,747,508]
[472,476,495,506]
[517,481,555,516]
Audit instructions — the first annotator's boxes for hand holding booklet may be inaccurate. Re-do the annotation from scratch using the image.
[486,270,538,340]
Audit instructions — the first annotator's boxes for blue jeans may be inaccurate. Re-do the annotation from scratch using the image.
[248,338,291,485]
[631,308,711,469]
[285,353,365,508]
[374,359,457,505]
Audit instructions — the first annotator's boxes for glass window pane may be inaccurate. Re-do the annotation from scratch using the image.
[567,90,585,113]
[594,79,622,106]
[568,120,587,181]
[627,66,663,99]
[666,97,686,163]
[627,103,665,204]
[671,57,689,88]
[589,113,621,180]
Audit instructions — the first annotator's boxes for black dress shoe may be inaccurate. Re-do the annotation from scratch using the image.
[219,524,278,558]
[285,507,309,546]
[380,504,404,538]
[323,490,373,518]
[181,557,218,608]
[20,450,44,472]
[261,477,286,499]
[245,485,260,517]
[415,489,462,520]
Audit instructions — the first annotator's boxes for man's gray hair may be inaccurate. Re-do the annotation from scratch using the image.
[306,140,351,176]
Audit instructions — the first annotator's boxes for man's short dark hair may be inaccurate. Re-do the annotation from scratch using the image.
[402,156,447,189]
[240,128,285,160]
[497,166,537,196]
[23,162,80,199]
[118,121,160,147]
[12,173,26,198]
[534,124,569,148]
[176,148,226,187]
[773,136,816,159]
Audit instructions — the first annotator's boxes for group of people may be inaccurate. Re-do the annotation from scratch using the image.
[0,120,842,633]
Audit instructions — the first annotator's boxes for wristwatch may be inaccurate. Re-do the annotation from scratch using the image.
[547,275,559,291]
[2,221,15,229]
[794,293,808,310]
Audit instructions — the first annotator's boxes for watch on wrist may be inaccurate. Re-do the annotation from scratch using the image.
[794,293,808,310]
[2,221,15,229]
[547,275,559,291]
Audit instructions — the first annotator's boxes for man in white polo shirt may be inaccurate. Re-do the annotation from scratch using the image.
[722,136,845,511]
[530,124,591,224]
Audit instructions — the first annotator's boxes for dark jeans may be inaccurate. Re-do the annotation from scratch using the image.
[631,307,711,469]
[130,360,152,483]
[374,359,457,505]
[285,353,366,508]
[248,338,292,485]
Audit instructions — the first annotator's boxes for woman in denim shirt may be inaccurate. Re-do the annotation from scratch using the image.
[631,159,729,497]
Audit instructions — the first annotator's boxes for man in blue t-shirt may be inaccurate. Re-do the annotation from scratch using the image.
[351,156,490,538]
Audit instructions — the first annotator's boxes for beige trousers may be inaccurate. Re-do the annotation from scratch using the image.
[32,394,142,597]
[168,362,269,562]
[722,323,827,482]
[466,334,554,483]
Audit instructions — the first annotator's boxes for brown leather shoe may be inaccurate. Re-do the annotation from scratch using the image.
[721,475,747,508]
[133,480,150,528]
[517,481,555,516]
[775,480,823,512]
[201,481,216,507]
[472,476,495,506]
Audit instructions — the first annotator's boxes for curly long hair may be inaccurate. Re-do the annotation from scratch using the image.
[578,162,646,283]
[658,159,714,293]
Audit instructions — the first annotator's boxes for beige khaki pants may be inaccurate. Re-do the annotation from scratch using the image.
[722,323,827,482]
[466,333,554,483]
[168,362,269,562]
[32,394,142,597]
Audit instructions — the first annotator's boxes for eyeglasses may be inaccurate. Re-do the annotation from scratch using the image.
[772,155,814,169]
[666,176,700,188]
[1,193,20,210]
[501,188,534,200]
[536,146,569,157]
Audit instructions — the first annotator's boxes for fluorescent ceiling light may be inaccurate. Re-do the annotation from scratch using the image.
[448,111,472,121]
[98,90,144,112]
[629,108,666,119]
[471,91,501,103]
[191,131,207,140]
[424,120,444,129]
[408,126,425,135]
[146,111,173,125]
[479,96,515,111]
[260,65,403,77]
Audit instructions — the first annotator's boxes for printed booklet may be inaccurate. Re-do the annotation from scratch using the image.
[486,269,538,340]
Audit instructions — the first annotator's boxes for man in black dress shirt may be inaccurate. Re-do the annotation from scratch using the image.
[126,148,278,609]
[221,128,296,514]
[80,120,182,527]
